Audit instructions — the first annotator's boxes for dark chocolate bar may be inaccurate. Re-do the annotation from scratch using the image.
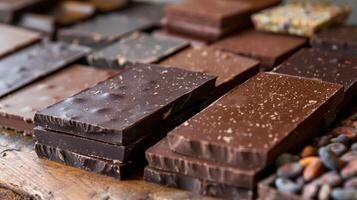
[0,41,90,98]
[87,32,188,68]
[0,24,40,59]
[58,13,154,48]
[168,72,343,168]
[160,46,259,96]
[274,48,357,108]
[35,63,216,145]
[144,167,254,200]
[146,139,262,189]
[0,66,116,135]
[35,143,133,179]
[212,30,306,70]
[119,2,165,25]
[310,26,357,54]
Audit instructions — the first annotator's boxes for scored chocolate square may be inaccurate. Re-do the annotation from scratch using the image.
[87,32,188,68]
[310,26,357,54]
[160,46,259,95]
[0,24,40,59]
[274,48,357,107]
[212,30,306,70]
[167,72,343,168]
[0,65,116,135]
[146,138,262,189]
[0,41,90,98]
[58,13,154,48]
[35,63,216,145]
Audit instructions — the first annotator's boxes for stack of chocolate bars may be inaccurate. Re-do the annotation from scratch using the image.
[145,72,344,199]
[163,0,281,42]
[33,63,216,179]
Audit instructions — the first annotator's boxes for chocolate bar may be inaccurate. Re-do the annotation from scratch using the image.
[152,29,208,47]
[35,63,216,145]
[144,167,254,200]
[52,1,96,26]
[164,0,252,41]
[0,41,90,98]
[252,2,351,37]
[212,30,306,70]
[146,139,262,189]
[274,48,357,108]
[310,26,357,54]
[35,143,133,179]
[160,46,259,96]
[0,0,46,23]
[119,2,165,26]
[168,72,343,168]
[87,0,129,12]
[0,65,116,135]
[58,13,154,48]
[0,24,40,59]
[87,32,188,68]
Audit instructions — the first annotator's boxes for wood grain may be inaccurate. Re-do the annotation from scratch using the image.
[0,130,217,200]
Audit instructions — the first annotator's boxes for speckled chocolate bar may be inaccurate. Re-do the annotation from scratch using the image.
[58,13,154,48]
[274,48,357,108]
[168,72,344,168]
[0,66,115,135]
[146,139,262,189]
[0,41,90,98]
[35,143,133,179]
[160,46,259,96]
[87,32,188,68]
[144,167,254,200]
[35,63,216,145]
[310,26,357,54]
[212,30,306,70]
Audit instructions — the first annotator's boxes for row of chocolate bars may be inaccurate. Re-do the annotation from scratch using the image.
[0,0,356,199]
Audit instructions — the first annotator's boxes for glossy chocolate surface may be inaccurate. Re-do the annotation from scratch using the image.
[212,30,306,70]
[0,66,115,134]
[274,48,357,105]
[311,26,357,54]
[0,24,40,59]
[168,72,343,168]
[0,41,90,98]
[144,167,254,200]
[87,32,188,68]
[58,13,154,48]
[146,139,262,188]
[160,46,259,94]
[35,63,216,145]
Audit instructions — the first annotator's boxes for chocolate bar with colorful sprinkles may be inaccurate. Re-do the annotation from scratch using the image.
[87,32,188,68]
[274,48,357,108]
[144,167,254,200]
[34,63,216,145]
[0,41,90,98]
[167,72,344,168]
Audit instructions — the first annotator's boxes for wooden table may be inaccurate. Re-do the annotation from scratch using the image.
[0,130,216,200]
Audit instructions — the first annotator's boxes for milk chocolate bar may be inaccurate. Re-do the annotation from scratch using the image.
[168,72,343,168]
[0,41,90,98]
[0,24,40,59]
[310,26,357,54]
[35,143,134,179]
[274,48,357,108]
[144,167,254,200]
[58,13,154,48]
[87,32,188,68]
[212,30,306,70]
[160,46,259,96]
[35,63,216,145]
[146,139,262,189]
[0,66,116,135]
